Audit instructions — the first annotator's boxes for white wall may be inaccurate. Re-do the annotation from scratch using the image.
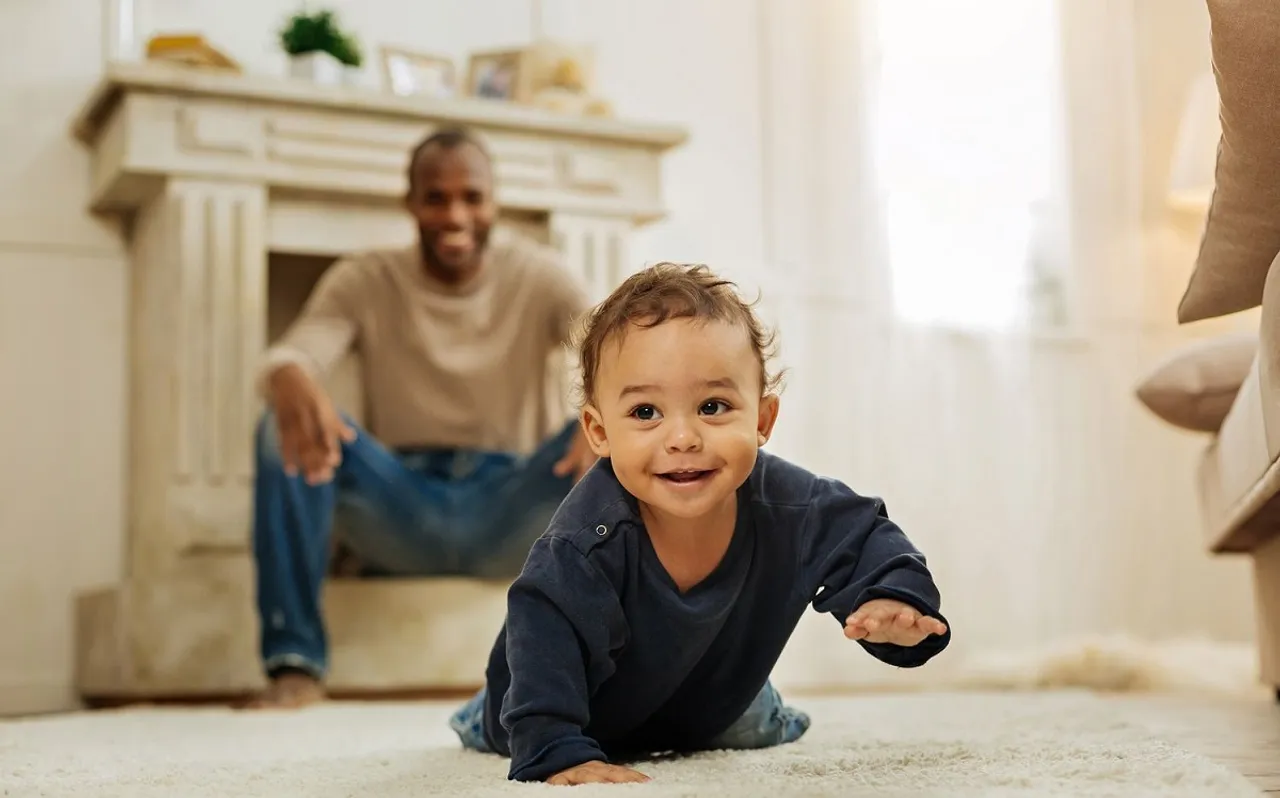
[0,0,766,715]
[0,0,129,715]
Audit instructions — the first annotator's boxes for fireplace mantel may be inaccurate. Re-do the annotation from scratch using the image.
[74,62,687,226]
[72,61,687,700]
[75,62,687,147]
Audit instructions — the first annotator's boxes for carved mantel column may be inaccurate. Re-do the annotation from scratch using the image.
[550,213,634,303]
[128,179,267,577]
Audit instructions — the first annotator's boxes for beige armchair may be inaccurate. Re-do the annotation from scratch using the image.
[1138,0,1280,700]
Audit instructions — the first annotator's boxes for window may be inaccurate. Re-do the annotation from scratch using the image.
[867,0,1067,329]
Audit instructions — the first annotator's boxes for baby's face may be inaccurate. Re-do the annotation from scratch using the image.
[581,317,779,523]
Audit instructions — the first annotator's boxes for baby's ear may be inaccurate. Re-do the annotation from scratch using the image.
[580,406,611,458]
[756,394,780,446]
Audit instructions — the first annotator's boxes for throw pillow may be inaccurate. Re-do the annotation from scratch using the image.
[1135,331,1257,432]
[1176,0,1280,323]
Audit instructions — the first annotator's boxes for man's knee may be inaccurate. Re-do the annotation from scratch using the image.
[255,409,286,469]
[255,409,365,470]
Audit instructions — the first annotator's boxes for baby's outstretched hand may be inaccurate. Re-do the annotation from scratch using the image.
[845,598,947,646]
[547,761,651,786]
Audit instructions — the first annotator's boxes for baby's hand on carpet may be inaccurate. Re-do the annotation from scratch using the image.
[845,599,947,646]
[547,761,651,786]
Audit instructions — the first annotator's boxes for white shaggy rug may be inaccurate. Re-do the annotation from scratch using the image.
[0,691,1261,797]
[946,635,1266,698]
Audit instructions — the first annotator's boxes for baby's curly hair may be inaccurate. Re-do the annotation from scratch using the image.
[571,262,783,407]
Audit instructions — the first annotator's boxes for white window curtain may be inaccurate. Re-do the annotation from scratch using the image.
[761,0,1252,694]
[865,0,1071,331]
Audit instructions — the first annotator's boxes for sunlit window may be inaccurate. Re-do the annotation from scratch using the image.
[867,0,1066,329]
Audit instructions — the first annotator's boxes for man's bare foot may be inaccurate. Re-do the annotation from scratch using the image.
[243,671,325,710]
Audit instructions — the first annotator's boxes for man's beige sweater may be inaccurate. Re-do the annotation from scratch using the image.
[259,230,589,455]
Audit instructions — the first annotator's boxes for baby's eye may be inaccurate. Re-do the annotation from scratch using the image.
[699,400,730,415]
[630,405,661,421]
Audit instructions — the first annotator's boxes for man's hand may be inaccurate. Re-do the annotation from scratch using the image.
[547,761,650,786]
[267,364,356,485]
[845,598,948,646]
[552,427,598,484]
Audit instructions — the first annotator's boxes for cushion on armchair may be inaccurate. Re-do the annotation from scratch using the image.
[1177,0,1280,323]
[1135,331,1257,432]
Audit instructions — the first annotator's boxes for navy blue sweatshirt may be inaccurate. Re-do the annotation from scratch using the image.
[479,450,950,782]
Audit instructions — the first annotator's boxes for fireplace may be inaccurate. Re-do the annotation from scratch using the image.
[70,62,686,699]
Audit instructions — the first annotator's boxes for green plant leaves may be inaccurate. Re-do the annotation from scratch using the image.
[279,9,363,67]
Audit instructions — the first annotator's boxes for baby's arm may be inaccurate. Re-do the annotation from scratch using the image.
[801,477,950,668]
[501,535,626,782]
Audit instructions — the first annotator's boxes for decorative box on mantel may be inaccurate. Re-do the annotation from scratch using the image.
[70,61,687,701]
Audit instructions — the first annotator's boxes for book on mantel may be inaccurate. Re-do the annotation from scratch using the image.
[145,34,240,72]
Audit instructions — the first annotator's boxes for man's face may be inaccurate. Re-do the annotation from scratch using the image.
[405,143,497,279]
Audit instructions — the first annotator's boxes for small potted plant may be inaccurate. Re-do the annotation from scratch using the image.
[279,8,362,85]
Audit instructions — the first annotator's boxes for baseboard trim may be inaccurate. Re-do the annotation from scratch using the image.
[0,682,81,717]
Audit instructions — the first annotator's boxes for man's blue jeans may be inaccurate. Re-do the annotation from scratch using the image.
[252,411,579,679]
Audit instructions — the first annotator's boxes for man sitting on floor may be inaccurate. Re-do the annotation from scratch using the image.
[247,126,596,708]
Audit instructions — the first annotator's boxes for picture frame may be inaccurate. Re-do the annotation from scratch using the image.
[464,41,602,114]
[380,46,456,99]
[465,48,529,102]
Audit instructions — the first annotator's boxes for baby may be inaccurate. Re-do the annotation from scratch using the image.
[449,262,950,784]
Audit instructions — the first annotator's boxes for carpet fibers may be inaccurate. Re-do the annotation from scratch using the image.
[0,691,1261,797]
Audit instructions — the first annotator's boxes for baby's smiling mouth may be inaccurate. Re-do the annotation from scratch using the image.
[658,469,716,484]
